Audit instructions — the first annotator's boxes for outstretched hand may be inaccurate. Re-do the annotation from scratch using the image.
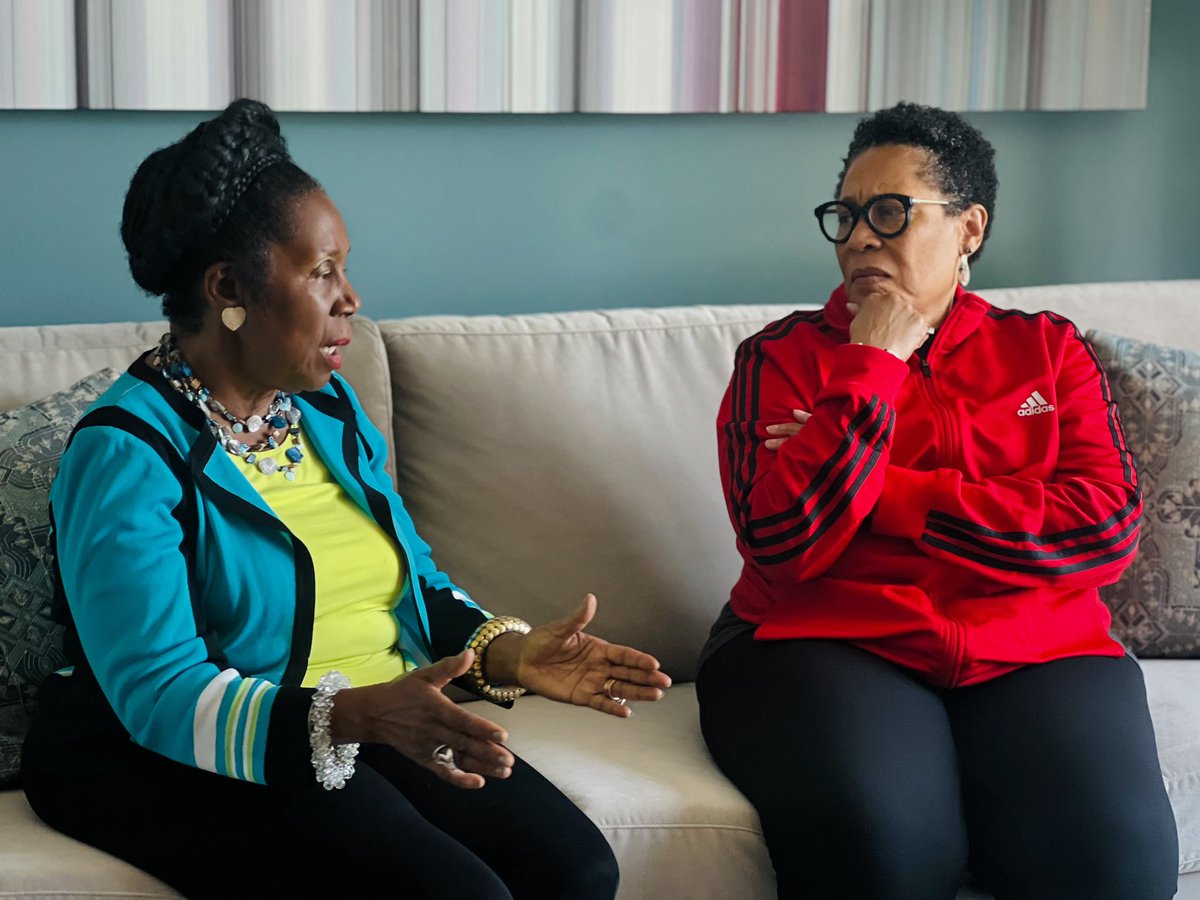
[338,649,514,790]
[513,594,671,718]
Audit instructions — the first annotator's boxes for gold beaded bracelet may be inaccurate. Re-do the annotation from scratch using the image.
[465,616,532,703]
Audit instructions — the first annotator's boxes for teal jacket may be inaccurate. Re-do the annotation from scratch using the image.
[36,353,488,786]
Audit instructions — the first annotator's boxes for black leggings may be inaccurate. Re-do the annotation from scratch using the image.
[697,635,1179,900]
[22,741,617,899]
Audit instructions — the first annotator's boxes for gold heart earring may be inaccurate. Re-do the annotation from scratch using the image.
[221,306,246,332]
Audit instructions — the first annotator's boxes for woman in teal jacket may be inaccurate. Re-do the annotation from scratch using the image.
[22,99,670,899]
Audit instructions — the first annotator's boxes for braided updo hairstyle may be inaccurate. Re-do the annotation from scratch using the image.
[835,102,997,263]
[121,98,320,332]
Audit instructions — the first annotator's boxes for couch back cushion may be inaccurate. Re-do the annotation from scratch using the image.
[984,280,1200,350]
[0,318,396,477]
[381,281,1200,679]
[382,306,797,681]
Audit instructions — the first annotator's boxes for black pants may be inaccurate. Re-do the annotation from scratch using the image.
[696,635,1179,900]
[21,740,617,899]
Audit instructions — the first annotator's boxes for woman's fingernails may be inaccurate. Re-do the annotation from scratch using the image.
[765,424,779,434]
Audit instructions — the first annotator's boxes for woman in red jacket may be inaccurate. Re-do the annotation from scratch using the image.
[696,103,1178,899]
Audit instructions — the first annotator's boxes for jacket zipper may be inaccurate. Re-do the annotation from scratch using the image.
[915,336,968,686]
[915,338,961,469]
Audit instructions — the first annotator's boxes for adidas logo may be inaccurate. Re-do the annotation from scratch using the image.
[1017,391,1055,416]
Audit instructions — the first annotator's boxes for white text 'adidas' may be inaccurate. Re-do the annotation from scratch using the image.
[1017,390,1055,416]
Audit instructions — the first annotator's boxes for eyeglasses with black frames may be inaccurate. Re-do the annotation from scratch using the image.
[813,193,954,244]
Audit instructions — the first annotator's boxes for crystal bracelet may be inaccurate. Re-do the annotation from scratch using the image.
[465,616,532,703]
[308,670,360,790]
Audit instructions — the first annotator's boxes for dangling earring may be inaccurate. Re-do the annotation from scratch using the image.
[957,252,972,288]
[221,306,246,332]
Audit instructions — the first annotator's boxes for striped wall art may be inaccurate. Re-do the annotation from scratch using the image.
[0,0,1151,113]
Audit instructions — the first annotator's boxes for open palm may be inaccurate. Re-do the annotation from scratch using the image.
[515,594,671,718]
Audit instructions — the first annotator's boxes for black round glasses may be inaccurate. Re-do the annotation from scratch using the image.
[813,193,953,244]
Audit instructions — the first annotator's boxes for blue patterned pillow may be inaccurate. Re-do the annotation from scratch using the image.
[1088,331,1200,658]
[0,368,120,785]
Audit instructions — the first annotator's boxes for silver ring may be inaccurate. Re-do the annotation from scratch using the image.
[432,744,458,770]
[603,677,626,704]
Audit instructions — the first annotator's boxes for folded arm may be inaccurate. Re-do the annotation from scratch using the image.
[719,329,909,584]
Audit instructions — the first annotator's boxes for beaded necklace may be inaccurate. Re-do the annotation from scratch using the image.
[152,333,305,480]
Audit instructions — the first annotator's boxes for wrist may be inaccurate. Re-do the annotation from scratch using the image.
[483,632,527,685]
[328,684,376,745]
[850,341,904,361]
[309,671,360,790]
[464,616,531,703]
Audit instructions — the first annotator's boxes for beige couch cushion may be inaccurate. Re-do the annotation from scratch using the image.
[381,305,798,681]
[0,789,180,897]
[487,657,1198,899]
[494,685,777,900]
[0,318,395,479]
[1148,660,1200,874]
[985,280,1200,349]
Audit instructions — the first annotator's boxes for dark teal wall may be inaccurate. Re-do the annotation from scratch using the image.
[2,0,1197,327]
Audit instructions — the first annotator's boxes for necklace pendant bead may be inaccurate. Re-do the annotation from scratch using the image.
[285,407,301,424]
[285,447,303,463]
[245,415,263,433]
[269,415,287,429]
[257,457,279,475]
[267,436,278,449]
[232,422,244,433]
[245,453,256,464]
[284,469,297,481]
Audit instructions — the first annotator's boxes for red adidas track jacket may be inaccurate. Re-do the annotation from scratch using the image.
[718,285,1139,687]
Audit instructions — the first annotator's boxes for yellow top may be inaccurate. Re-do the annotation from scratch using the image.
[240,436,417,688]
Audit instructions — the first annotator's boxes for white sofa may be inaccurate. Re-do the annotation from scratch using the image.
[1,280,1197,899]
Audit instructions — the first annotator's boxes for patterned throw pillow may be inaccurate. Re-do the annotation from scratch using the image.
[0,368,120,785]
[1088,331,1200,657]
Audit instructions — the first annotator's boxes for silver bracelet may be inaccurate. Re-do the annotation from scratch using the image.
[308,670,360,790]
